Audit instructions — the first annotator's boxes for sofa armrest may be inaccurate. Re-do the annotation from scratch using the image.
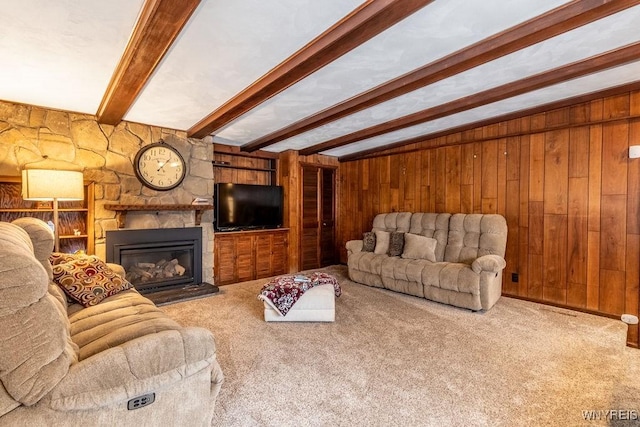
[471,255,506,274]
[346,240,363,256]
[106,263,126,279]
[45,327,220,411]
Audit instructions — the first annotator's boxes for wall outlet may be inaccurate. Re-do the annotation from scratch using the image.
[511,272,519,283]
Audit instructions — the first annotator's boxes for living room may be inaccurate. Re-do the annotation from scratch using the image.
[2,1,640,426]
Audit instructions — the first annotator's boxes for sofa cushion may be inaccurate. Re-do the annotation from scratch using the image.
[373,230,390,254]
[362,232,376,252]
[348,251,388,276]
[401,233,437,262]
[68,289,183,360]
[408,213,451,262]
[372,212,412,232]
[11,218,55,279]
[52,257,134,307]
[387,232,405,257]
[444,214,507,263]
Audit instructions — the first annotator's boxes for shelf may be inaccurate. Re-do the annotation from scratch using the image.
[104,204,213,228]
[60,234,88,239]
[212,163,276,173]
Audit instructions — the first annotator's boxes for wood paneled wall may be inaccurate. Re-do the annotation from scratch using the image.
[338,91,640,346]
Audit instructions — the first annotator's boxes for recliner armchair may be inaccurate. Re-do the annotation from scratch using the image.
[0,218,223,426]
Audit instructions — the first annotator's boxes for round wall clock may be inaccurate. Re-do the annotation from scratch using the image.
[133,141,187,191]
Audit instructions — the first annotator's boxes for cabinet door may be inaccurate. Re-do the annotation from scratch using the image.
[235,235,254,283]
[215,235,237,285]
[255,234,273,279]
[270,232,288,276]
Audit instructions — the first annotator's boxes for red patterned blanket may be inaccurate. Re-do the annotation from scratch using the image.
[258,272,341,316]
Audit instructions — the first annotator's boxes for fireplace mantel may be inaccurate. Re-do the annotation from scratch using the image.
[104,204,213,228]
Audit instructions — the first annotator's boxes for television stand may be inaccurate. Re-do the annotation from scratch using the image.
[214,228,290,285]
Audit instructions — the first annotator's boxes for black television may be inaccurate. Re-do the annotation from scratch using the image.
[215,183,284,231]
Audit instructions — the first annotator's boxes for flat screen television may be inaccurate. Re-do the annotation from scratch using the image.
[215,183,284,231]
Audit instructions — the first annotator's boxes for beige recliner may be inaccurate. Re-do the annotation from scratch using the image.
[0,218,223,426]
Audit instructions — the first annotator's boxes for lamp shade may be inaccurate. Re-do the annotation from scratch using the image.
[22,169,84,201]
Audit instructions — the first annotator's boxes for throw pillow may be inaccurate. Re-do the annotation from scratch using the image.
[49,252,88,266]
[49,252,78,266]
[373,230,391,255]
[52,256,133,307]
[401,233,437,262]
[387,232,405,257]
[362,232,376,252]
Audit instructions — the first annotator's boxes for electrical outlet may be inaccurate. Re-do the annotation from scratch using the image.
[511,272,519,283]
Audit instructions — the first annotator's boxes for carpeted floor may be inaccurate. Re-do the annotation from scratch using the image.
[161,265,640,427]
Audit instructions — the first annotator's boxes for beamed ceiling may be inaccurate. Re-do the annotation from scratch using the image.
[2,0,640,161]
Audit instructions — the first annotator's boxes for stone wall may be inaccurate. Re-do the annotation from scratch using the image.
[0,100,215,284]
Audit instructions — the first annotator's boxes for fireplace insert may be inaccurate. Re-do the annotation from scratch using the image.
[106,227,217,303]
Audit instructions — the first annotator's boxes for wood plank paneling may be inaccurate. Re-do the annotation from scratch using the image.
[338,89,640,346]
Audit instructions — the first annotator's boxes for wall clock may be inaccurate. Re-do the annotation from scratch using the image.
[133,141,186,191]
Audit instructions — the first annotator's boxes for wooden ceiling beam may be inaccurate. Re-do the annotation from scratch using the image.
[187,0,434,139]
[300,42,640,156]
[96,0,201,125]
[242,0,640,152]
[339,79,640,162]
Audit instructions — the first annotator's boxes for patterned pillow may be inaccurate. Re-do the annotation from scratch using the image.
[49,252,87,266]
[362,232,376,252]
[387,232,405,257]
[52,256,133,307]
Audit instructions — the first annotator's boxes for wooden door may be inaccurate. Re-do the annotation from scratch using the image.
[300,165,336,270]
[320,168,336,266]
[301,166,320,270]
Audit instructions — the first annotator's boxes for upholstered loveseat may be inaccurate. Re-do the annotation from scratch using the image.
[346,212,507,311]
[0,218,223,426]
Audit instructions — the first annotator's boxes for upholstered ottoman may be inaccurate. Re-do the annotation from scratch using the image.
[258,273,341,322]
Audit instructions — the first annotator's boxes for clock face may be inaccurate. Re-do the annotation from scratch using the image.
[134,142,186,191]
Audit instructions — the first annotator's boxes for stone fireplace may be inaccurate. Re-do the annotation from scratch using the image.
[106,227,218,304]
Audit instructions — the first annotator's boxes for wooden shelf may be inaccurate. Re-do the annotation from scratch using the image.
[104,204,213,228]
[212,163,276,173]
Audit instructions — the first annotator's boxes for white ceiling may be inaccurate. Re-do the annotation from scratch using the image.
[1,0,639,159]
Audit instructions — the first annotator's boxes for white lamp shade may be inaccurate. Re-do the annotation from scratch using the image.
[22,169,84,201]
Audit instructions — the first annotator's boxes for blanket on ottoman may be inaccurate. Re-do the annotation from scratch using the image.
[258,272,341,316]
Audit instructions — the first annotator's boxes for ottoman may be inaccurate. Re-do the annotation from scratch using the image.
[259,273,340,322]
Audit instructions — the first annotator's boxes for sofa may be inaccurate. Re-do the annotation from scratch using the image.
[346,212,508,311]
[0,218,223,426]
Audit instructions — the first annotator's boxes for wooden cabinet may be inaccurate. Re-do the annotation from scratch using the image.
[214,228,289,285]
[0,176,95,254]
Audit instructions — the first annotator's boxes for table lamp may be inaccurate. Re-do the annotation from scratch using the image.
[21,158,84,252]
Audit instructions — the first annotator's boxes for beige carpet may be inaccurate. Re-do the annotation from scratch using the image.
[161,265,640,427]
